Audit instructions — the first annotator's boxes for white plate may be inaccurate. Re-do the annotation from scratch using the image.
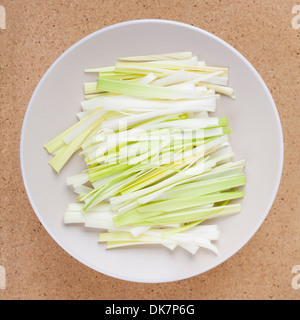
[20,20,284,283]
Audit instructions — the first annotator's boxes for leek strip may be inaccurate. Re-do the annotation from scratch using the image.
[187,71,224,85]
[64,211,86,224]
[114,65,173,76]
[98,73,143,81]
[147,56,199,66]
[112,208,165,227]
[102,95,218,112]
[85,93,105,100]
[63,109,105,145]
[66,172,89,187]
[152,70,194,86]
[81,96,106,111]
[134,204,242,226]
[97,78,209,100]
[162,220,204,237]
[98,233,179,251]
[84,66,115,73]
[138,72,157,84]
[175,164,245,186]
[44,110,100,154]
[138,118,227,130]
[92,174,120,189]
[98,232,163,242]
[48,117,103,173]
[84,82,105,95]
[105,241,175,250]
[187,73,229,86]
[116,205,213,226]
[169,82,197,91]
[101,105,216,131]
[196,82,234,97]
[161,174,246,201]
[52,144,67,157]
[155,226,219,241]
[88,164,131,183]
[137,191,244,213]
[67,202,112,212]
[117,52,193,62]
[115,62,228,75]
[87,162,128,175]
[74,185,93,195]
[76,111,93,120]
[103,127,222,145]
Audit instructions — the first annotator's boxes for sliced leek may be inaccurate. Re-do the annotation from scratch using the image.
[44,51,244,255]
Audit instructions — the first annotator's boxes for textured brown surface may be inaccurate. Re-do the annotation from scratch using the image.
[0,0,299,300]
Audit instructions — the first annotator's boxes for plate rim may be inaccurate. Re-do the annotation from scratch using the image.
[20,19,284,283]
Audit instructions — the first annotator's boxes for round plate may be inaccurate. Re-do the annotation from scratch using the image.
[20,20,284,283]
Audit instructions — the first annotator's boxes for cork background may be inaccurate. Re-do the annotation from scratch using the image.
[0,0,299,300]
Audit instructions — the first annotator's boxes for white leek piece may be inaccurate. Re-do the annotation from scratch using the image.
[147,56,199,66]
[102,95,218,112]
[97,78,209,100]
[118,52,193,62]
